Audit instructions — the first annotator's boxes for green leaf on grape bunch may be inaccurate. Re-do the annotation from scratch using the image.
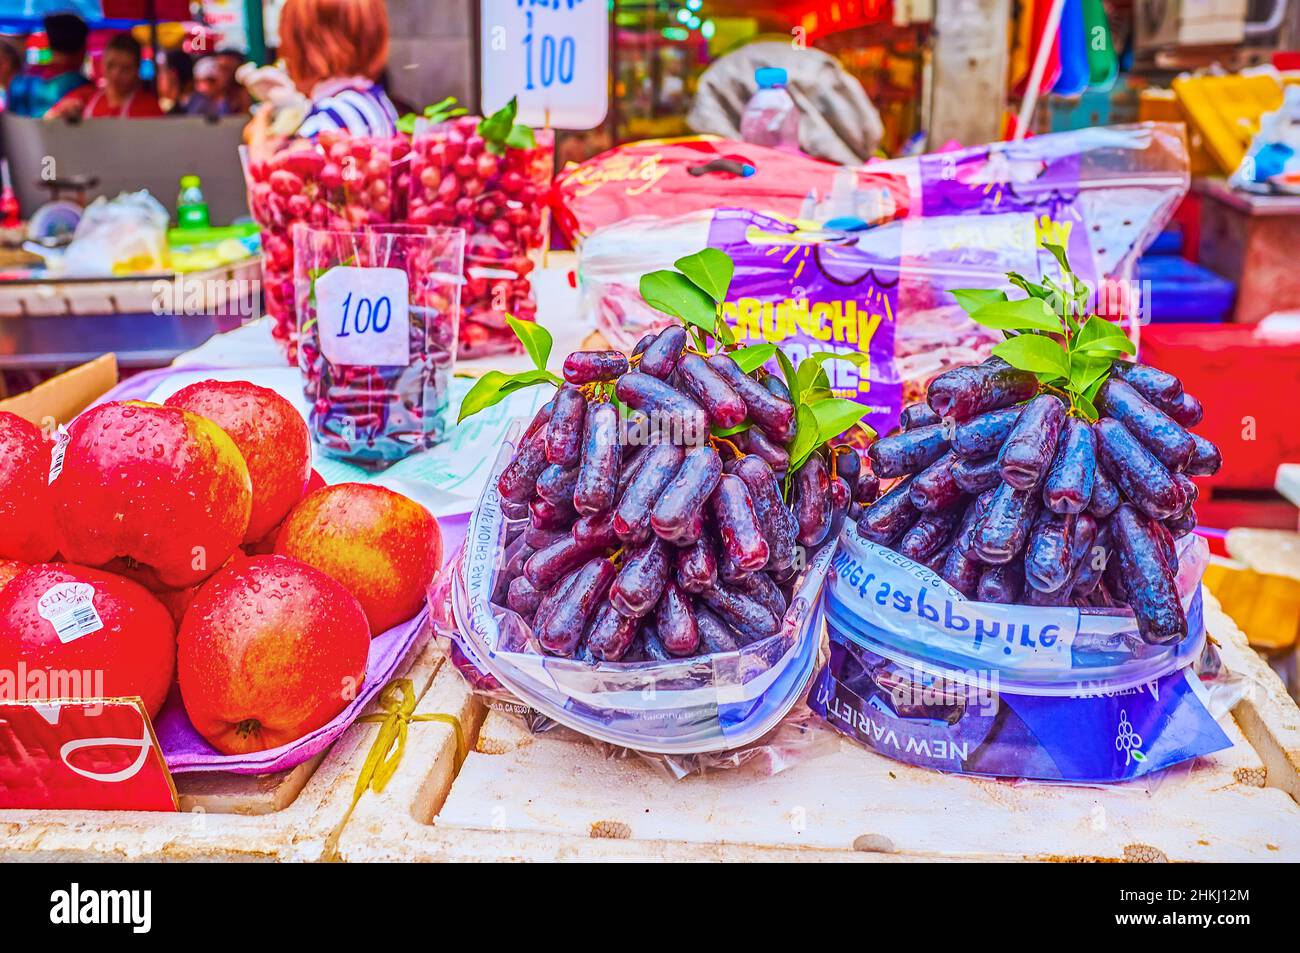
[1074,314,1136,357]
[711,421,752,438]
[478,97,535,157]
[639,270,719,333]
[967,296,1063,334]
[950,288,1007,315]
[456,368,559,424]
[674,248,734,304]
[729,343,777,374]
[787,403,822,473]
[505,124,537,151]
[506,314,553,372]
[812,398,875,446]
[991,334,1070,380]
[775,348,799,404]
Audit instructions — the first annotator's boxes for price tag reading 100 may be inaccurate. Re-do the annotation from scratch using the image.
[315,266,413,368]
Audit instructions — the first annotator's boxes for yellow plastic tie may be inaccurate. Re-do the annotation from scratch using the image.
[354,677,466,800]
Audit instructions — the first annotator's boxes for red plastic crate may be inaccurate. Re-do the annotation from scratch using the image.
[1137,323,1300,490]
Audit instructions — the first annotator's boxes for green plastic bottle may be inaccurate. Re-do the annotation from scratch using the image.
[177,174,210,229]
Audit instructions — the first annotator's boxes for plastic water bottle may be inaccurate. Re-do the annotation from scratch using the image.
[177,175,210,229]
[740,67,801,153]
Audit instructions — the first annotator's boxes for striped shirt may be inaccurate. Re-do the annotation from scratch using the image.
[297,81,399,139]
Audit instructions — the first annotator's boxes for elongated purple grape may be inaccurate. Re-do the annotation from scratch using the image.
[1112,504,1186,644]
[699,584,780,641]
[741,571,789,620]
[639,325,688,379]
[641,621,672,661]
[614,441,649,499]
[498,425,550,503]
[711,473,771,571]
[939,545,982,598]
[707,354,795,442]
[1040,417,1097,514]
[927,357,1039,421]
[899,402,941,431]
[833,447,862,495]
[529,496,576,531]
[951,406,1022,458]
[545,384,587,466]
[1070,519,1110,599]
[614,372,710,446]
[1024,575,1071,606]
[537,557,616,655]
[718,549,753,585]
[868,423,951,478]
[1065,512,1098,574]
[828,476,852,541]
[977,558,1023,604]
[1089,463,1120,517]
[1094,417,1184,520]
[585,600,640,661]
[737,426,789,477]
[909,452,965,511]
[857,476,917,545]
[952,455,1002,494]
[656,582,699,656]
[1024,509,1076,593]
[525,533,606,589]
[696,605,742,654]
[1165,392,1203,427]
[855,463,881,504]
[536,464,580,506]
[972,480,1040,564]
[612,441,685,544]
[1166,506,1197,539]
[956,490,995,558]
[678,507,706,545]
[794,452,833,547]
[677,353,747,429]
[731,454,797,571]
[501,539,534,581]
[1173,472,1199,508]
[523,400,554,440]
[1111,361,1182,404]
[610,537,671,618]
[574,402,621,515]
[632,332,656,358]
[523,523,568,551]
[900,506,965,562]
[1185,432,1222,477]
[572,511,620,549]
[563,349,629,384]
[500,498,531,521]
[763,372,792,402]
[507,575,543,617]
[651,446,722,542]
[998,394,1066,490]
[1096,378,1195,472]
[533,564,584,633]
[676,538,718,593]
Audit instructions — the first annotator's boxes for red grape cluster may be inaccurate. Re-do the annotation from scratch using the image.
[246,132,408,359]
[408,117,551,359]
[860,357,1221,644]
[492,327,878,662]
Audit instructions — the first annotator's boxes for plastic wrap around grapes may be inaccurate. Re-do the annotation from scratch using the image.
[293,223,463,467]
[407,116,554,360]
[243,132,407,362]
[433,430,835,756]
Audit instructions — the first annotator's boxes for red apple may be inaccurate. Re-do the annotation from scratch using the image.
[0,563,176,717]
[52,401,252,591]
[0,412,59,563]
[165,380,311,544]
[244,468,326,556]
[177,555,369,755]
[275,483,442,635]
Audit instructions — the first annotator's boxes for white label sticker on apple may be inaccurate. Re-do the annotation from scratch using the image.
[315,266,412,368]
[37,583,104,644]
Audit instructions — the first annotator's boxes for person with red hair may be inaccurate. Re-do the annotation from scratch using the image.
[249,0,396,152]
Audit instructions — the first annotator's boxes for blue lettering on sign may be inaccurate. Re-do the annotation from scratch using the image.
[335,292,394,338]
[519,1,581,90]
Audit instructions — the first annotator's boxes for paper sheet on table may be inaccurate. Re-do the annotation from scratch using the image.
[144,367,548,517]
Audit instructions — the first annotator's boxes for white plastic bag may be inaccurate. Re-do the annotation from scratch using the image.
[59,191,169,277]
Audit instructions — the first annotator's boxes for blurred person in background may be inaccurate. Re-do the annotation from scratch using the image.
[0,40,22,111]
[6,12,90,118]
[187,50,250,117]
[48,32,162,119]
[246,0,396,159]
[157,46,194,114]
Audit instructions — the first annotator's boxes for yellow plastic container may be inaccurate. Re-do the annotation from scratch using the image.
[1171,73,1285,175]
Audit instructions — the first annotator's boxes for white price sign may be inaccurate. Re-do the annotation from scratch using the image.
[480,0,609,130]
[315,267,412,368]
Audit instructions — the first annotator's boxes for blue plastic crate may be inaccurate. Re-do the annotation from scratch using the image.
[1136,255,1235,324]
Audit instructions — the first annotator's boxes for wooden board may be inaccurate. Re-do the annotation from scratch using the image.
[336,592,1300,863]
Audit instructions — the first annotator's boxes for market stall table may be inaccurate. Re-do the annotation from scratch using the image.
[1195,177,1300,324]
